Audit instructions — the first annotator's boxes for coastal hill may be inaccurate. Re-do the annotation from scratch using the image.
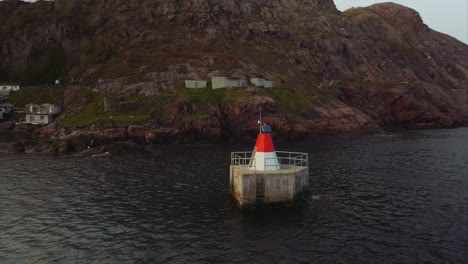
[1,0,468,146]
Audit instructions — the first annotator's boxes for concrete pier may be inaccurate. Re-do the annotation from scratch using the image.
[230,151,309,207]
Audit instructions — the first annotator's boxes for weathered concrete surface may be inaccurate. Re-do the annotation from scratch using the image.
[230,165,309,207]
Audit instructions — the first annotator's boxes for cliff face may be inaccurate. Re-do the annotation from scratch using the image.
[1,0,468,142]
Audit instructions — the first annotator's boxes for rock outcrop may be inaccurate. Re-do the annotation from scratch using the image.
[0,0,467,145]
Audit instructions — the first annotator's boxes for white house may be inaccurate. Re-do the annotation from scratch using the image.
[24,103,61,125]
[26,103,39,114]
[212,77,244,89]
[185,80,207,89]
[250,78,275,88]
[0,84,20,96]
[25,114,53,124]
[40,103,61,114]
[25,103,61,115]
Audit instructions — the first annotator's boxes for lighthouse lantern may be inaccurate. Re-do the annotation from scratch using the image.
[250,123,280,171]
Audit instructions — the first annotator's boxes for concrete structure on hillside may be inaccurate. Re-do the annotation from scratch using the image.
[250,78,275,88]
[185,80,207,89]
[103,98,139,112]
[24,103,61,125]
[212,77,244,89]
[0,83,20,96]
[25,113,53,124]
[230,123,309,208]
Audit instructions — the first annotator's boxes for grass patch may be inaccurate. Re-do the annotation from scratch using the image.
[260,83,342,116]
[8,85,65,108]
[213,88,250,104]
[176,81,341,118]
[174,81,250,118]
[61,88,169,127]
[175,80,217,118]
[260,86,312,115]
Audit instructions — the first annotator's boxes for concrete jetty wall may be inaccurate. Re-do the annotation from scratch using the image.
[230,165,309,207]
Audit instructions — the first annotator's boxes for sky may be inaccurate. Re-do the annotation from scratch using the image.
[335,0,468,44]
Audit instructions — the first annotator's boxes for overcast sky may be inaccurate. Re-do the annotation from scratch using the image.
[335,0,468,43]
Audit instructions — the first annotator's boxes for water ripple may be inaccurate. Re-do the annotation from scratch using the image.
[1,128,468,263]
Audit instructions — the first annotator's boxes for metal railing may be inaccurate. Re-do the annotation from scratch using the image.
[231,151,308,169]
[231,151,253,166]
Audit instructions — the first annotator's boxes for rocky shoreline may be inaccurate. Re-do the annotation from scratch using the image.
[0,122,158,155]
[1,115,465,156]
[1,79,467,156]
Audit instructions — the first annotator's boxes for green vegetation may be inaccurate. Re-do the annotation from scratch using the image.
[79,36,116,64]
[260,82,342,116]
[61,88,168,127]
[175,80,342,118]
[0,1,116,86]
[174,80,216,118]
[8,80,344,128]
[62,84,253,126]
[0,66,8,81]
[8,44,68,85]
[8,86,65,107]
[175,81,249,118]
[260,86,310,115]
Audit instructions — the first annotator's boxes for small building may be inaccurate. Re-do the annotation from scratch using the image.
[25,114,53,124]
[40,103,61,114]
[0,83,20,96]
[212,77,244,89]
[250,78,275,88]
[185,80,207,89]
[24,103,61,125]
[26,103,39,114]
[25,103,61,115]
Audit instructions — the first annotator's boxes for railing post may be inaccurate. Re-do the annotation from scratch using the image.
[231,151,308,170]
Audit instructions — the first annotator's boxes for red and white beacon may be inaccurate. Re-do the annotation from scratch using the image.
[250,121,281,171]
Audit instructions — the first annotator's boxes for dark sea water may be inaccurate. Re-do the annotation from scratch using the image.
[1,128,467,263]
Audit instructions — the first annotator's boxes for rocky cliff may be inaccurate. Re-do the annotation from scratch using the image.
[1,0,468,145]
